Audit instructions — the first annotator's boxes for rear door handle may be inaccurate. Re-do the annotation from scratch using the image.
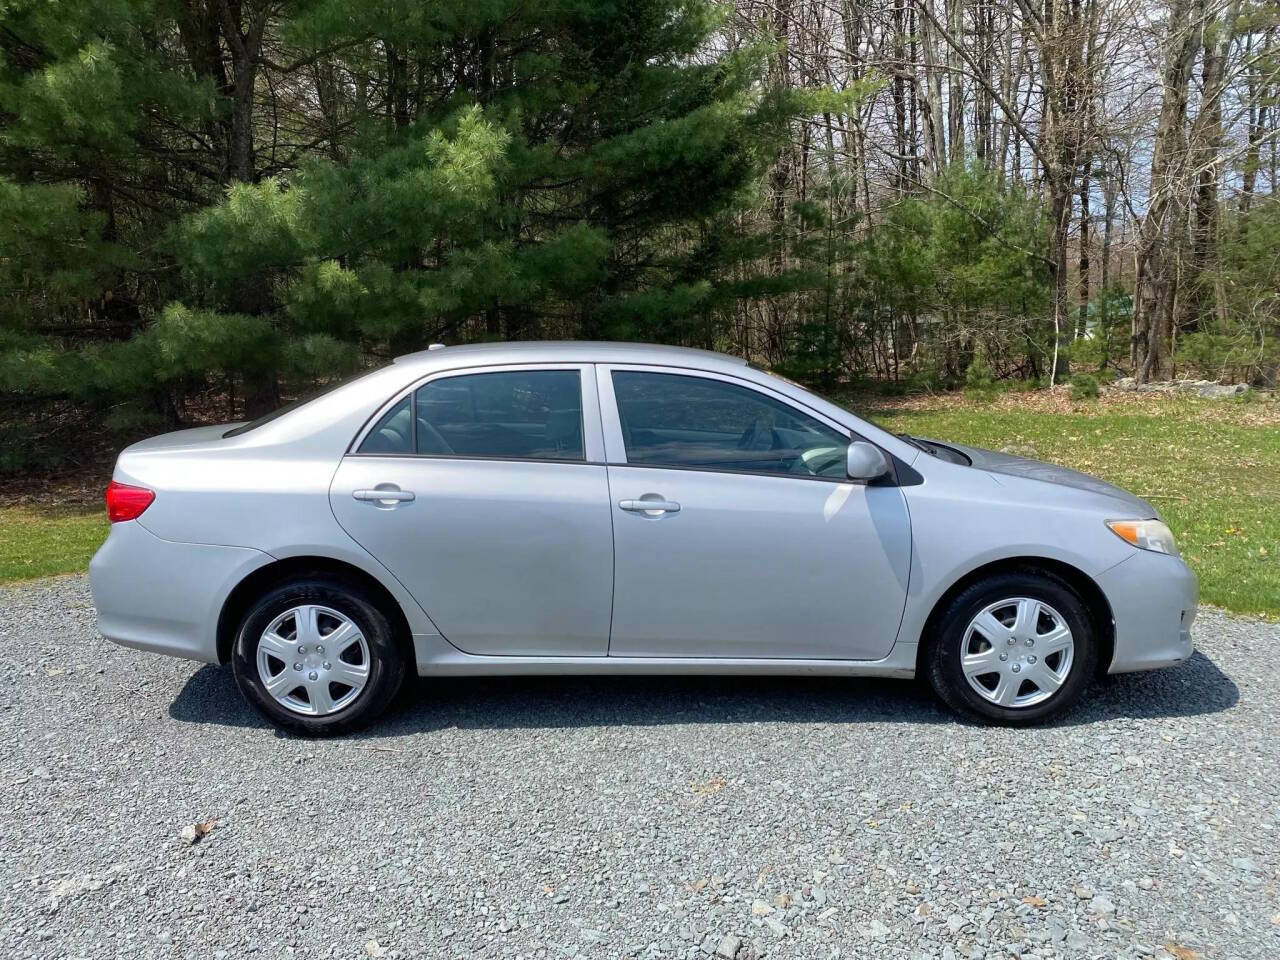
[619,498,680,515]
[353,488,415,503]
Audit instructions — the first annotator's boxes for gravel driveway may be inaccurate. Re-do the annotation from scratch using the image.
[1,577,1277,960]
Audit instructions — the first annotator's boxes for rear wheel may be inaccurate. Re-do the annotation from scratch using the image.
[231,576,406,736]
[925,571,1097,724]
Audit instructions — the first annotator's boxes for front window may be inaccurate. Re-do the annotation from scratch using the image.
[611,371,849,478]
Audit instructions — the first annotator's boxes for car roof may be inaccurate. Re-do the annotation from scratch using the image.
[393,340,748,371]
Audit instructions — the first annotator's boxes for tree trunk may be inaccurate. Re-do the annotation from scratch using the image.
[1131,0,1203,381]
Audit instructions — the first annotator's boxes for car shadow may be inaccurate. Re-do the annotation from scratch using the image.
[168,650,1238,736]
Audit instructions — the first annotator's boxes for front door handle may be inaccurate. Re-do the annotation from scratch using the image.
[353,487,415,504]
[619,497,681,515]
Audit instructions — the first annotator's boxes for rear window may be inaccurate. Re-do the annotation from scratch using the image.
[357,369,584,461]
[222,368,381,438]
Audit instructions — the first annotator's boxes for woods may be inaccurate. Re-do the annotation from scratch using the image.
[2,0,1279,455]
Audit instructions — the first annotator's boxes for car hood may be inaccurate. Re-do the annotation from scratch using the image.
[939,441,1160,519]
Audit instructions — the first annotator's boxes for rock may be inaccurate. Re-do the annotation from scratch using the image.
[363,942,387,958]
[1073,885,1094,901]
[750,901,773,917]
[1089,896,1116,915]
[1118,376,1253,398]
[1196,382,1248,398]
[1065,930,1088,950]
[1231,857,1261,873]
[763,917,788,937]
[498,918,514,933]
[714,934,741,959]
[699,933,718,955]
[1137,877,1155,890]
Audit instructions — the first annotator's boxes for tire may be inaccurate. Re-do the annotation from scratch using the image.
[924,570,1097,724]
[231,576,407,736]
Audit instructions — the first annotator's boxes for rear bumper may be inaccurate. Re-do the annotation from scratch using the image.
[89,520,272,664]
[1095,550,1198,674]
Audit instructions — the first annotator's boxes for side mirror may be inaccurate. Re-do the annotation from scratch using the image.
[846,440,890,482]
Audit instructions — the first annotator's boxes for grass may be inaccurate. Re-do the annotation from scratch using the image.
[1,389,1276,618]
[857,389,1280,620]
[0,505,107,584]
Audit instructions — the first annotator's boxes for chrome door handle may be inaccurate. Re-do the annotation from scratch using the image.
[353,488,415,503]
[619,498,680,514]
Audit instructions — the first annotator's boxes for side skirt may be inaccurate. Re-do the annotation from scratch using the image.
[411,635,919,679]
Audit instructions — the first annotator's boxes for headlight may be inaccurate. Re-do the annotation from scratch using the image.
[1106,519,1180,557]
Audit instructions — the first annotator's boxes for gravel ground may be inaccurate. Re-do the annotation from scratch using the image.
[1,577,1277,960]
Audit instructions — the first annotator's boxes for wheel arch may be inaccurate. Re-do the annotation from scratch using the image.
[915,557,1115,676]
[216,556,415,665]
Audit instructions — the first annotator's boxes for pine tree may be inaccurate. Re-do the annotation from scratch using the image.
[164,0,792,412]
[2,0,799,425]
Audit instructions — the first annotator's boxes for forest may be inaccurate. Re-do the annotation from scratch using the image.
[1,0,1278,459]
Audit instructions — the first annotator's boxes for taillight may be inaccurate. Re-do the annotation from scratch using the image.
[105,480,155,522]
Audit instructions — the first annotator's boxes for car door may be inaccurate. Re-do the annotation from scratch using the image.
[599,365,912,661]
[330,364,614,657]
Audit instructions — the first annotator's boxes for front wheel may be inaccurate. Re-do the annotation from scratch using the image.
[925,571,1097,724]
[231,576,407,736]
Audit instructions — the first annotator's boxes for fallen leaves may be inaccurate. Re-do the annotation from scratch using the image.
[1021,895,1047,908]
[179,818,216,845]
[690,775,727,797]
[1163,943,1200,960]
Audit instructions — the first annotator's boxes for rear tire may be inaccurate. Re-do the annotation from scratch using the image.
[925,570,1097,724]
[231,576,406,736]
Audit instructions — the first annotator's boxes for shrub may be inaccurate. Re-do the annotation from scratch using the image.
[965,346,995,390]
[1069,373,1100,400]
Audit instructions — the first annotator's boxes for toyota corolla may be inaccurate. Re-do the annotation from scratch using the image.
[90,342,1197,734]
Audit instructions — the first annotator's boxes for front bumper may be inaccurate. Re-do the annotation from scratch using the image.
[1095,549,1198,673]
[89,520,272,664]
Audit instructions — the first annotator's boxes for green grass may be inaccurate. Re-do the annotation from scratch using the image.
[860,392,1280,619]
[0,505,107,584]
[2,393,1277,618]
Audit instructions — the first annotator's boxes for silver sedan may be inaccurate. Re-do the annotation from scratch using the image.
[90,342,1197,734]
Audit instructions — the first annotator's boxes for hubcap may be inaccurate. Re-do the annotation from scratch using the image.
[960,597,1074,708]
[256,605,370,717]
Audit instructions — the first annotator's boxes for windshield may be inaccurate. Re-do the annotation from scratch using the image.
[748,363,967,462]
[222,367,383,438]
[748,363,901,437]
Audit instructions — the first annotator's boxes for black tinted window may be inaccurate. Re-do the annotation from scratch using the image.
[413,370,584,460]
[358,395,413,454]
[612,371,848,477]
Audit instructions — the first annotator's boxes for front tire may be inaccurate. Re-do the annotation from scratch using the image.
[925,571,1097,724]
[231,576,406,736]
